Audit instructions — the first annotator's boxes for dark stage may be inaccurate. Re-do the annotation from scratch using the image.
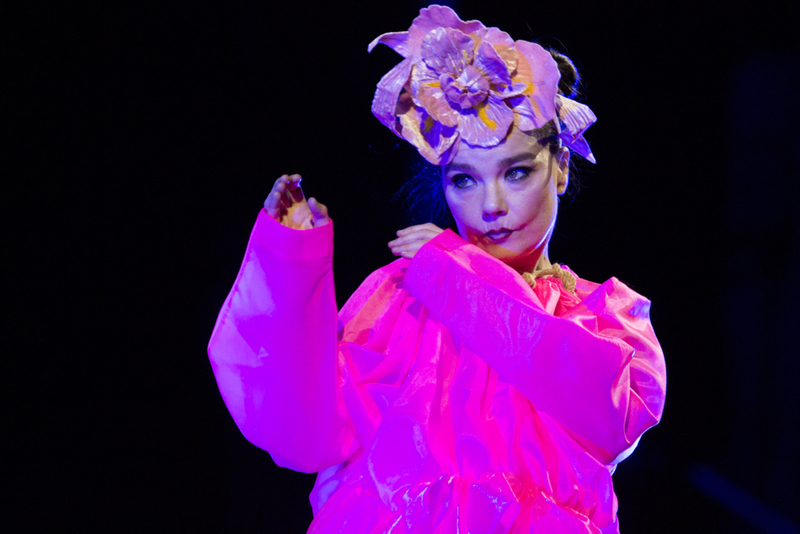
[7,0,800,532]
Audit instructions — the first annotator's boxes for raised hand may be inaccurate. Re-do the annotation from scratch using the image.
[388,223,444,259]
[264,174,330,230]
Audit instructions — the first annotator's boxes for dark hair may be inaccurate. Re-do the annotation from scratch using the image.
[537,48,582,157]
[518,48,584,197]
[394,161,454,227]
[549,48,581,99]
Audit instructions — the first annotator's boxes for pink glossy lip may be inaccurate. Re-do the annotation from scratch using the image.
[484,229,515,243]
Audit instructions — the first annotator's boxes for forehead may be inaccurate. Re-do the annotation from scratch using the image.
[449,127,546,168]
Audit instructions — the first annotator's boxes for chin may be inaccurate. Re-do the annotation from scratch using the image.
[480,237,546,272]
[480,241,538,266]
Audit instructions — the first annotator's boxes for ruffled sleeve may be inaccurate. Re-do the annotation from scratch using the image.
[404,229,666,464]
[207,211,356,473]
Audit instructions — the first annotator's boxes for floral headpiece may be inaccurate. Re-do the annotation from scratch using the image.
[369,4,597,165]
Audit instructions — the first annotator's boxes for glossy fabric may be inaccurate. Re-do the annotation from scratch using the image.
[208,211,666,533]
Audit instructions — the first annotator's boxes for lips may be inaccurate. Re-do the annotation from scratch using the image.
[484,229,515,242]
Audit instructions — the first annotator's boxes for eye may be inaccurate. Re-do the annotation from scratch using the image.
[450,174,475,189]
[505,167,532,182]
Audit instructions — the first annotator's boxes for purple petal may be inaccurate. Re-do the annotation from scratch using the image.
[556,94,597,138]
[371,58,413,132]
[555,95,597,163]
[514,40,559,128]
[397,96,460,164]
[420,27,474,77]
[411,63,460,127]
[474,41,512,88]
[408,5,485,57]
[367,31,410,57]
[497,81,528,100]
[473,26,515,48]
[559,131,596,163]
[410,59,440,93]
[495,45,518,74]
[508,94,537,131]
[444,65,489,109]
[458,93,514,147]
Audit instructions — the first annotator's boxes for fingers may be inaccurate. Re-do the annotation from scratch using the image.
[264,174,305,221]
[307,197,330,227]
[395,223,443,236]
[286,174,305,205]
[389,224,443,245]
[388,223,444,259]
[265,174,289,219]
[389,238,426,259]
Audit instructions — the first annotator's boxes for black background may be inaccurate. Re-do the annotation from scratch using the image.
[7,0,800,532]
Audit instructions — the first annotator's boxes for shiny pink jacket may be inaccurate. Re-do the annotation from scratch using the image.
[208,211,666,534]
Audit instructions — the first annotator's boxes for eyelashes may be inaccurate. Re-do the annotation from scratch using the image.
[506,166,534,181]
[449,166,536,189]
[451,175,475,189]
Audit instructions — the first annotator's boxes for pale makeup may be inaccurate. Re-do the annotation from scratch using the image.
[442,127,569,273]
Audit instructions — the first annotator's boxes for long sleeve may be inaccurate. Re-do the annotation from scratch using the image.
[404,230,666,464]
[207,210,355,473]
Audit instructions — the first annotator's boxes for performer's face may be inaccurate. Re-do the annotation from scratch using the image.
[442,127,569,273]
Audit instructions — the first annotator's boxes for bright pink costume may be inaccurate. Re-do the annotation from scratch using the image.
[208,211,666,533]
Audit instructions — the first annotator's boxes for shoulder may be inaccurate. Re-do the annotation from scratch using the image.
[562,265,650,318]
[561,266,653,322]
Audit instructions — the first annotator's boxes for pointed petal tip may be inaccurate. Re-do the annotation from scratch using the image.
[368,31,410,56]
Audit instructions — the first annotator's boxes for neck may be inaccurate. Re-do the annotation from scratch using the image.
[504,244,551,274]
[534,253,552,272]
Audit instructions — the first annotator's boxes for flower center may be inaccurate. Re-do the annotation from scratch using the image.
[441,65,489,109]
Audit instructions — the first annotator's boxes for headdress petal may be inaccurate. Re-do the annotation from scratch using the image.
[508,94,537,131]
[474,41,513,88]
[420,28,474,78]
[371,58,413,133]
[397,94,460,164]
[514,40,559,129]
[408,5,485,49]
[411,64,460,127]
[458,93,514,147]
[370,5,597,164]
[368,31,410,57]
[556,94,597,163]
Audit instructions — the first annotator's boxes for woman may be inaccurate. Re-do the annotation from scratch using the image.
[208,5,666,533]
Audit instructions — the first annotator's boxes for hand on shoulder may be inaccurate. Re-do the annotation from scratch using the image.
[388,223,444,259]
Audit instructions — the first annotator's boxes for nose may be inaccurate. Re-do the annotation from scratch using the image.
[482,180,508,221]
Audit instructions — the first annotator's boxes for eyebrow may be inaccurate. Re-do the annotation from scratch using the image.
[444,151,539,174]
[445,161,476,173]
[498,152,539,168]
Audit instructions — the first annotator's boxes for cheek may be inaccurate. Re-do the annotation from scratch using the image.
[444,190,470,225]
[511,189,556,234]
[526,196,558,241]
[527,194,555,222]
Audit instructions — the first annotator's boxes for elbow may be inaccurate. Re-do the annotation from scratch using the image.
[612,389,662,459]
[566,389,663,464]
[268,449,337,474]
[237,414,353,474]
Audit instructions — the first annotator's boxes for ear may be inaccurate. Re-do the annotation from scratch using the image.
[555,147,570,195]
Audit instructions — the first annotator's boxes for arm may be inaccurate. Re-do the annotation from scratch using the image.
[207,178,355,473]
[404,230,666,464]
